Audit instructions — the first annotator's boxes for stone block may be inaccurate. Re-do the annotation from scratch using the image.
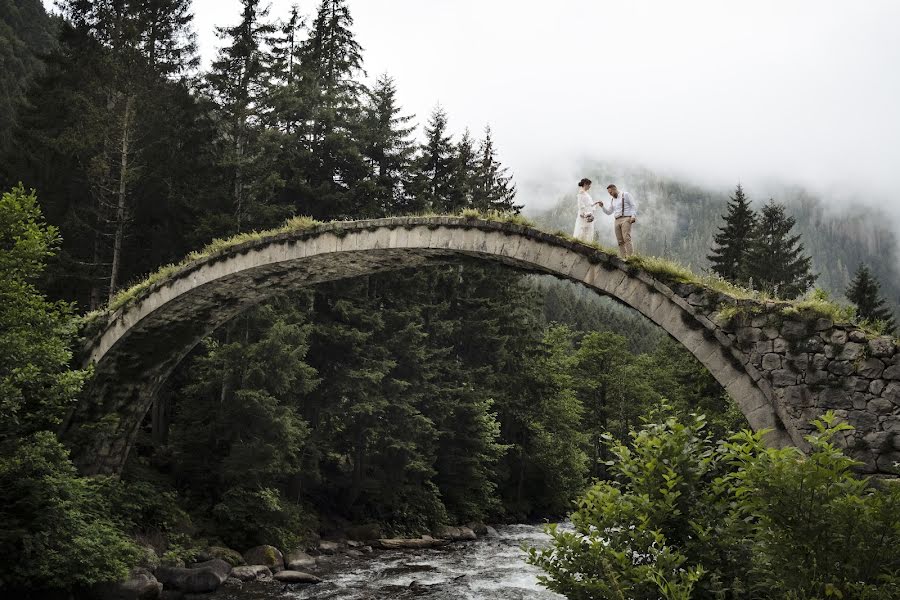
[843,377,872,393]
[856,358,885,379]
[814,318,834,331]
[763,327,780,340]
[824,345,836,359]
[781,321,808,339]
[837,342,865,361]
[751,315,769,328]
[827,361,854,376]
[830,330,849,345]
[762,353,782,370]
[852,394,869,410]
[736,327,763,345]
[864,432,893,451]
[798,336,825,353]
[806,370,830,385]
[883,418,900,433]
[876,451,900,473]
[849,330,868,343]
[819,387,853,410]
[849,411,879,431]
[869,379,887,396]
[883,364,900,380]
[770,369,797,387]
[773,338,790,353]
[811,353,828,370]
[883,382,900,406]
[868,336,896,358]
[755,340,774,354]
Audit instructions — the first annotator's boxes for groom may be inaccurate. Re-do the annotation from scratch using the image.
[598,184,637,258]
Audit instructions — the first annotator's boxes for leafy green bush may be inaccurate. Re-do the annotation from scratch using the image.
[0,432,141,590]
[211,486,313,551]
[529,413,900,600]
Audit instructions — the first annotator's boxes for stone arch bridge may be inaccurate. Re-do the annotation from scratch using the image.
[61,216,900,476]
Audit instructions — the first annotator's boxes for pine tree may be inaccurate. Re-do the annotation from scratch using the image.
[847,264,896,333]
[206,0,285,232]
[289,0,367,219]
[410,106,455,213]
[472,125,521,213]
[357,74,417,217]
[742,200,817,299]
[707,183,757,283]
[448,128,478,212]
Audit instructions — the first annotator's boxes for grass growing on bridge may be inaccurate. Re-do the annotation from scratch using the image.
[83,210,878,336]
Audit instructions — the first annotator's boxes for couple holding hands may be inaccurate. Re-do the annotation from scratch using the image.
[574,178,637,258]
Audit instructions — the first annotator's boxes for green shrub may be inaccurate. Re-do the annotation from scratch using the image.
[529,413,900,599]
[211,486,313,551]
[0,432,141,590]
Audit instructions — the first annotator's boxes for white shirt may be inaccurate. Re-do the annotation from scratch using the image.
[601,191,637,218]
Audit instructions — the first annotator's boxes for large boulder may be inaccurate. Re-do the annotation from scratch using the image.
[93,567,162,600]
[230,565,272,582]
[317,540,343,555]
[195,546,244,567]
[187,559,231,580]
[273,570,322,584]
[285,549,316,570]
[154,563,228,594]
[242,545,284,572]
[436,526,477,541]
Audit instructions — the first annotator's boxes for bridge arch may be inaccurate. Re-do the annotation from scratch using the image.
[64,216,890,475]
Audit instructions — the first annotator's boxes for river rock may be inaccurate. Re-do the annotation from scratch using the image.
[466,522,488,536]
[187,559,231,580]
[196,546,244,566]
[376,537,450,550]
[437,526,477,541]
[242,545,284,571]
[318,540,342,554]
[273,570,322,584]
[93,567,162,600]
[285,549,316,570]
[154,564,227,594]
[230,565,272,581]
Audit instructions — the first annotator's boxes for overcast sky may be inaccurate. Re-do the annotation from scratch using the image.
[47,1,900,214]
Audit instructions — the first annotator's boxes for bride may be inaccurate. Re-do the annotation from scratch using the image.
[573,178,598,242]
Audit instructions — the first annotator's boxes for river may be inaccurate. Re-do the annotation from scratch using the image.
[212,524,565,600]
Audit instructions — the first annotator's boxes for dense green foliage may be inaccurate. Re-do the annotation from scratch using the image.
[529,413,900,599]
[0,0,55,153]
[0,187,138,592]
[847,263,896,333]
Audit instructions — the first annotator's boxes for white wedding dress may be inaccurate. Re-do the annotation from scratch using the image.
[573,189,595,242]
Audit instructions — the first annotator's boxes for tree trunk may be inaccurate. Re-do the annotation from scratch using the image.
[108,94,135,302]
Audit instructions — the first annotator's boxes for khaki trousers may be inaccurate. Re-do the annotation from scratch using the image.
[614,217,634,258]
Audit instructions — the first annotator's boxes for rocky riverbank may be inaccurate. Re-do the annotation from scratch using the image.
[92,525,492,600]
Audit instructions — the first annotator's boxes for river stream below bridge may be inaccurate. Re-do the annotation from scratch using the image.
[211,524,565,600]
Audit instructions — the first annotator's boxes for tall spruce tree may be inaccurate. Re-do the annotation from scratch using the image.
[742,200,817,299]
[410,106,455,213]
[448,128,478,211]
[206,0,286,232]
[289,0,367,219]
[707,183,756,283]
[847,264,896,333]
[357,74,416,217]
[472,125,521,213]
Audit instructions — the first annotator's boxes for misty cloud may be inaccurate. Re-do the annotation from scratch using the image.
[51,0,900,216]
